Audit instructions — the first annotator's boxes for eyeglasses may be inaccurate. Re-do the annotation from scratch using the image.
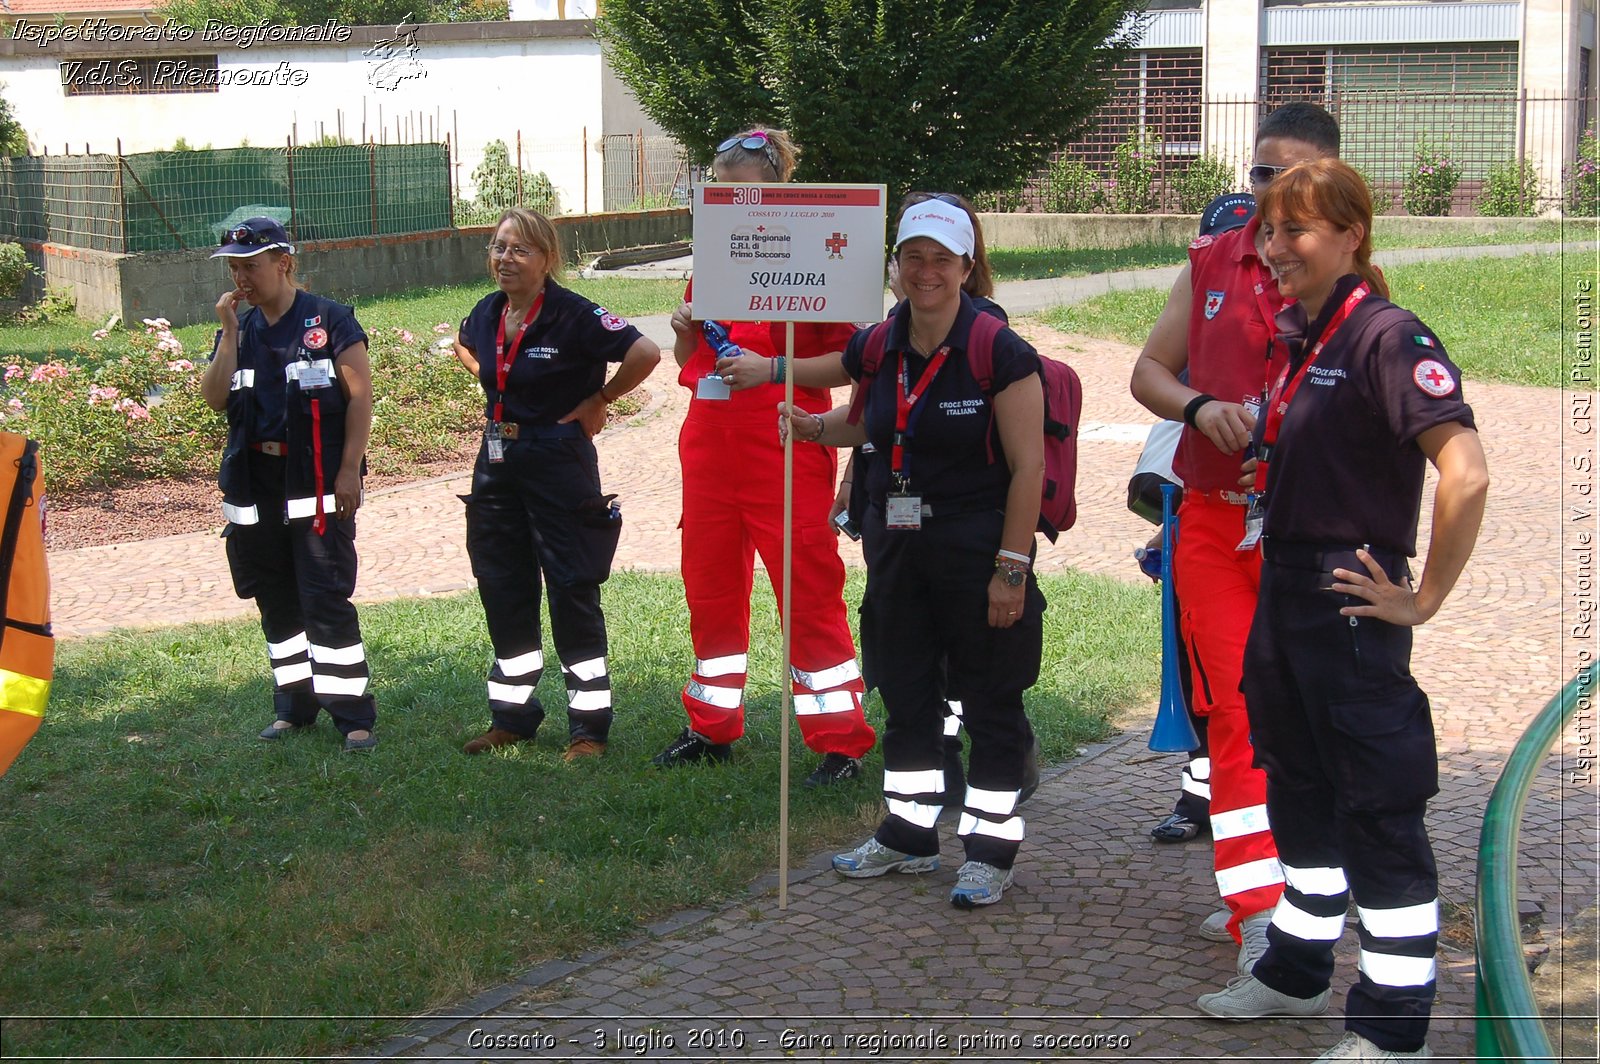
[221,224,277,248]
[487,242,540,261]
[1249,164,1288,185]
[906,191,962,207]
[715,131,780,177]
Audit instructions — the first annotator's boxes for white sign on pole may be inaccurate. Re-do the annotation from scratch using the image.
[691,182,888,324]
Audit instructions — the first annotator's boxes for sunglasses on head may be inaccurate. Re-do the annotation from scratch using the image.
[1249,163,1288,185]
[715,131,780,176]
[221,224,277,248]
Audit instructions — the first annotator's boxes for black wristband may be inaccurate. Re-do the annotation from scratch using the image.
[1183,393,1217,429]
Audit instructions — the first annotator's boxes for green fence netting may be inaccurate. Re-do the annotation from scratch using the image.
[0,142,450,254]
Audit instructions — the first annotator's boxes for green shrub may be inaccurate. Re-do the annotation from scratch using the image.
[465,139,557,222]
[1570,126,1598,216]
[0,242,40,301]
[1110,130,1160,214]
[974,186,1027,213]
[1476,158,1542,217]
[1170,153,1236,214]
[1350,163,1394,217]
[364,325,483,474]
[1401,137,1461,217]
[1,318,222,491]
[1040,155,1107,213]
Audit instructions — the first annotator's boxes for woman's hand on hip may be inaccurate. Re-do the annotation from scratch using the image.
[1332,549,1431,626]
[559,393,608,438]
[988,572,1026,629]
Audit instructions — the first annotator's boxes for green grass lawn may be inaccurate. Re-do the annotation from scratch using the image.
[0,276,686,365]
[984,221,1578,285]
[1039,253,1598,388]
[0,569,1157,1060]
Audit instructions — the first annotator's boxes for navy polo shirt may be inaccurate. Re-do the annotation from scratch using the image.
[1258,273,1476,556]
[459,280,642,425]
[237,291,366,443]
[842,292,1040,514]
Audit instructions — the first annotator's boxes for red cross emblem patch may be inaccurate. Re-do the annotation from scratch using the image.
[1204,291,1225,320]
[302,327,328,350]
[1412,359,1456,397]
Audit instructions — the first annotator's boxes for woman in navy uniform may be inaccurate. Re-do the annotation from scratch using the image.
[1196,160,1488,1064]
[201,218,379,752]
[781,199,1046,909]
[454,208,660,761]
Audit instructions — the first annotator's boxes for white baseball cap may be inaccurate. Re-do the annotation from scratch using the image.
[895,200,975,257]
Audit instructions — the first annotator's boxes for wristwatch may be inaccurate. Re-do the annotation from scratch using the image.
[995,560,1027,587]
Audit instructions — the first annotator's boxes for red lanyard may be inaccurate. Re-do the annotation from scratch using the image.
[492,292,544,423]
[891,347,948,480]
[1254,281,1369,494]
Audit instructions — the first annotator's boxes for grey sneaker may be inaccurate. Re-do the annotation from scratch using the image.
[1197,974,1330,1020]
[1237,911,1272,976]
[1314,1032,1433,1061]
[949,860,1016,908]
[832,838,939,878]
[1199,907,1233,942]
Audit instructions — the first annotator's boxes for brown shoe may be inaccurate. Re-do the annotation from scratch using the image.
[563,737,607,761]
[463,727,529,755]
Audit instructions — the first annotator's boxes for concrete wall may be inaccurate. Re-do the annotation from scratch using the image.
[104,206,691,328]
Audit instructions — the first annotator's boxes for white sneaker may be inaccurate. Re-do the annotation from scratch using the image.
[1314,1031,1433,1061]
[949,860,1016,908]
[1236,911,1271,977]
[1197,974,1330,1020]
[831,837,939,878]
[1199,907,1233,942]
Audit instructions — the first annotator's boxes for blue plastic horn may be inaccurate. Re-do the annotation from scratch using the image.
[1150,482,1201,752]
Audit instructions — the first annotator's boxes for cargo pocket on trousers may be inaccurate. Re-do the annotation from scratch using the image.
[575,493,623,583]
[1327,684,1438,814]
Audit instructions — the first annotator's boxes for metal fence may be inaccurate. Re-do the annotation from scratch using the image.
[0,142,451,254]
[992,91,1592,216]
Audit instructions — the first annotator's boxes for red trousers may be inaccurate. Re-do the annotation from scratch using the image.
[678,411,875,757]
[1173,494,1285,940]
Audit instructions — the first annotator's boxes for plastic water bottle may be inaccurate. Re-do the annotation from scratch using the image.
[1134,546,1163,581]
[703,321,740,358]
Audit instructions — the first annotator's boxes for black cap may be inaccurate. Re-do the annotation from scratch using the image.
[1199,193,1256,237]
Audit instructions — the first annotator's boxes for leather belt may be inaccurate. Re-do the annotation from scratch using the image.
[250,441,286,456]
[495,421,583,441]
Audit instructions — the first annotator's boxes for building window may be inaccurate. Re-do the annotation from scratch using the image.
[61,55,221,96]
[1076,50,1203,157]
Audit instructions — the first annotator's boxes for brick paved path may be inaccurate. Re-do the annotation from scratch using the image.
[47,264,1591,1062]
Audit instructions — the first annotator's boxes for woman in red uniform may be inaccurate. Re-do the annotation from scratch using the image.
[652,127,876,784]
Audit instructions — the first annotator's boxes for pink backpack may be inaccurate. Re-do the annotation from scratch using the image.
[845,314,1082,541]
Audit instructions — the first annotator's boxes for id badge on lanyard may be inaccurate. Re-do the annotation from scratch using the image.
[886,347,948,532]
[491,292,544,459]
[1246,281,1371,549]
[885,491,923,531]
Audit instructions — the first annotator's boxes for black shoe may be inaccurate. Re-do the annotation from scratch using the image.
[651,727,731,767]
[259,720,309,740]
[1150,812,1206,843]
[803,752,862,787]
[1019,732,1041,804]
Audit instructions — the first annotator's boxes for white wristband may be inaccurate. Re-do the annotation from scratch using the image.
[997,548,1031,565]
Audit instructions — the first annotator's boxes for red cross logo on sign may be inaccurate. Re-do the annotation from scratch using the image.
[1412,359,1456,397]
[825,232,848,259]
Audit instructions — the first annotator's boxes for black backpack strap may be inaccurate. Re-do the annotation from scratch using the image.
[0,439,39,651]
